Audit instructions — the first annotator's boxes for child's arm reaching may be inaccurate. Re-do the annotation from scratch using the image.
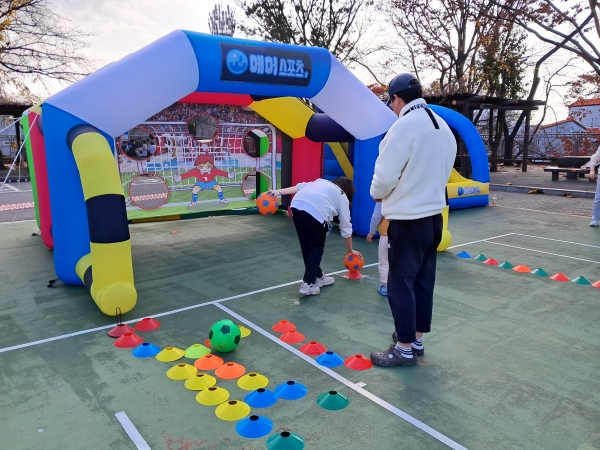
[367,202,383,243]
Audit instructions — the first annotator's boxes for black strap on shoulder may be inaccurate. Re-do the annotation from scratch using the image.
[403,104,440,130]
[425,108,440,129]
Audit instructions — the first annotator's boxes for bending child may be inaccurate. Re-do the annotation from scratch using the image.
[366,201,389,296]
[268,177,362,296]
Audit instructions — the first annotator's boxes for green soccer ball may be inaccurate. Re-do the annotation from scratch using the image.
[209,319,242,353]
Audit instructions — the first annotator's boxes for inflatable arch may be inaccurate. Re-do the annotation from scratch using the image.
[24,30,489,315]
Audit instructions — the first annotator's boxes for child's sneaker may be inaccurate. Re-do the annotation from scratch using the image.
[187,201,197,208]
[316,274,335,287]
[220,199,229,204]
[378,284,387,296]
[299,282,320,295]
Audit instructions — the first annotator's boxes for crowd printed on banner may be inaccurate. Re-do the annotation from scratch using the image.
[0,202,35,211]
[131,193,168,202]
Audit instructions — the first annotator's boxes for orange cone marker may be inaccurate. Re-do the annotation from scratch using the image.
[215,362,246,379]
[194,354,224,371]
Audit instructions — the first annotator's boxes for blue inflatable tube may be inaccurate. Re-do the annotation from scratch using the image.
[352,136,383,236]
[449,195,489,209]
[428,105,490,183]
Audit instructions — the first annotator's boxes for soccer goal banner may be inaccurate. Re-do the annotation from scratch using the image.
[116,101,281,221]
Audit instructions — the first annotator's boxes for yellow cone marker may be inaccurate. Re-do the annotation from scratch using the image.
[156,346,185,362]
[196,386,230,406]
[166,363,197,380]
[184,372,217,391]
[215,400,251,421]
[239,325,252,338]
[237,372,269,391]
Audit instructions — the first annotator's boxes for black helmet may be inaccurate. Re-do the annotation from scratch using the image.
[386,73,421,105]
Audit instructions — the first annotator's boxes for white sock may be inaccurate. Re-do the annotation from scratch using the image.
[412,338,423,350]
[395,344,414,358]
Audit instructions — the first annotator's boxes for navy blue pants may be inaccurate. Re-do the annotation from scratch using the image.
[387,214,442,343]
[292,208,327,284]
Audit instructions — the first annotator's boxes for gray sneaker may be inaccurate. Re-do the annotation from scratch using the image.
[392,331,424,356]
[315,274,335,287]
[590,220,598,227]
[370,344,417,367]
[299,282,320,295]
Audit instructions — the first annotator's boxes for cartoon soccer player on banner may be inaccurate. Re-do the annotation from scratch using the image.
[173,154,235,206]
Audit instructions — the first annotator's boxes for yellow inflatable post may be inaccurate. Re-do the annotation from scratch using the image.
[437,205,451,251]
[69,127,137,315]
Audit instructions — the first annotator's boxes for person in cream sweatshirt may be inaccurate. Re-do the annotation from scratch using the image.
[369,73,456,368]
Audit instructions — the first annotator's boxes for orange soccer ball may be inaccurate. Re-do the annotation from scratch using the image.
[256,192,279,215]
[344,253,364,272]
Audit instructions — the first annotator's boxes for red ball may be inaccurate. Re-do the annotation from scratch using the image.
[256,192,279,215]
[344,253,364,272]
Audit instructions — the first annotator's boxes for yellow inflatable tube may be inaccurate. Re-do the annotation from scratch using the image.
[69,128,137,315]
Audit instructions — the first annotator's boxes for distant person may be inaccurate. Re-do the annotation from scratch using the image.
[267,177,362,296]
[136,140,150,158]
[588,145,600,227]
[369,73,456,368]
[125,141,137,159]
[148,141,157,156]
[366,202,389,296]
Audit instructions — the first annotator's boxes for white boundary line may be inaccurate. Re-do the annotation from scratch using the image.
[513,233,600,249]
[0,219,36,225]
[115,411,151,450]
[494,205,591,218]
[447,233,515,249]
[484,241,600,265]
[0,264,378,354]
[215,303,467,450]
[0,233,518,355]
[0,184,21,192]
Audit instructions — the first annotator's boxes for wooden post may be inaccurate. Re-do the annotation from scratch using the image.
[501,110,512,165]
[489,109,497,172]
[522,110,531,172]
[15,116,22,166]
[460,104,472,177]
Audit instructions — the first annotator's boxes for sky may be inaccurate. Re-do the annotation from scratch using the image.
[47,0,578,126]
[54,0,216,65]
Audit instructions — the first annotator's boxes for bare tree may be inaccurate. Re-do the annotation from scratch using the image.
[0,0,93,101]
[494,0,600,74]
[494,0,600,105]
[380,0,529,97]
[233,0,375,63]
[491,8,598,167]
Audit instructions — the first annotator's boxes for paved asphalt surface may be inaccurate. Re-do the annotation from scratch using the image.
[1,167,595,224]
[0,181,36,223]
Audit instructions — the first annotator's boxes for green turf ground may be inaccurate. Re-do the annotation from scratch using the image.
[0,206,599,449]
